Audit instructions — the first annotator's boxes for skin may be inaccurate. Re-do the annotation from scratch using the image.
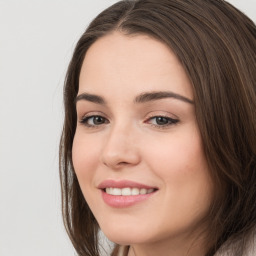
[72,32,214,256]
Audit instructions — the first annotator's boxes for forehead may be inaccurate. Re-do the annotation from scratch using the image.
[79,31,193,100]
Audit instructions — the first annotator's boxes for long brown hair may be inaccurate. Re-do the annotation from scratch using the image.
[59,1,256,255]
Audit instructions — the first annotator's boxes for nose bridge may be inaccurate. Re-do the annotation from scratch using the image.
[101,119,140,169]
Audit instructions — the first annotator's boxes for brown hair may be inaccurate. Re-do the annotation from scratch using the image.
[59,0,256,255]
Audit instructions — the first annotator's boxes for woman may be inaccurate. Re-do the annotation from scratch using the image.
[59,0,256,255]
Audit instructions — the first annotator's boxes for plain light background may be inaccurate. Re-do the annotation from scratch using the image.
[0,1,255,255]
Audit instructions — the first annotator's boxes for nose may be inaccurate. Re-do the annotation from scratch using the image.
[100,124,141,170]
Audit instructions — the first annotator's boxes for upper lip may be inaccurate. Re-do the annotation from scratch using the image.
[98,179,158,190]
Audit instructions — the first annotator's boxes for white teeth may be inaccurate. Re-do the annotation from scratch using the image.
[121,188,131,196]
[131,188,140,195]
[112,188,122,196]
[140,188,147,195]
[105,187,155,196]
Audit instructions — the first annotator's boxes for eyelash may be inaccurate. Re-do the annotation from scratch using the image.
[79,115,179,129]
[145,115,179,128]
[80,115,109,128]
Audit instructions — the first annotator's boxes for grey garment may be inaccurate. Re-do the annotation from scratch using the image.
[214,232,256,256]
[117,235,256,256]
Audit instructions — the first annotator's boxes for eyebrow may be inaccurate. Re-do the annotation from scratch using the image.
[75,93,106,105]
[134,91,194,104]
[75,91,194,105]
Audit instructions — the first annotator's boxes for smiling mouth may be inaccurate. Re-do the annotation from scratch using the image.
[104,187,157,196]
[99,180,158,207]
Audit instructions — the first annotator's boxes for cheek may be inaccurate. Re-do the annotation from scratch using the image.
[72,132,104,216]
[144,126,207,177]
[143,126,213,210]
[72,132,100,185]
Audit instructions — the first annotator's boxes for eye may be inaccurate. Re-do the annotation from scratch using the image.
[146,116,179,127]
[80,115,109,127]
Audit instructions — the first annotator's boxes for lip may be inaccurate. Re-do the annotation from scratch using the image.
[98,179,158,208]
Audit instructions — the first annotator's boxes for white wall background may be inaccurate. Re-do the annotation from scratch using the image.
[0,1,255,256]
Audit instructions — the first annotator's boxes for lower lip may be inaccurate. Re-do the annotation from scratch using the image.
[101,190,155,208]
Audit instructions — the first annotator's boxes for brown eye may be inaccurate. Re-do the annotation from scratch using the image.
[147,116,179,127]
[80,115,109,127]
[155,116,170,125]
[92,116,106,125]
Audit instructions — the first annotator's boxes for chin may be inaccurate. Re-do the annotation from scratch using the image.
[101,223,152,245]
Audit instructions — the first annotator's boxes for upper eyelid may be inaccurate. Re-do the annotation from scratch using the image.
[79,111,108,119]
[78,110,180,122]
[146,115,178,120]
[81,115,107,121]
[80,115,109,124]
[144,111,179,120]
[78,111,178,119]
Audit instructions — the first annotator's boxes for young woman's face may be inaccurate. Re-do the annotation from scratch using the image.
[73,32,213,250]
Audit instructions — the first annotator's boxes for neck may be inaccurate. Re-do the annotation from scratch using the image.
[127,232,208,256]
